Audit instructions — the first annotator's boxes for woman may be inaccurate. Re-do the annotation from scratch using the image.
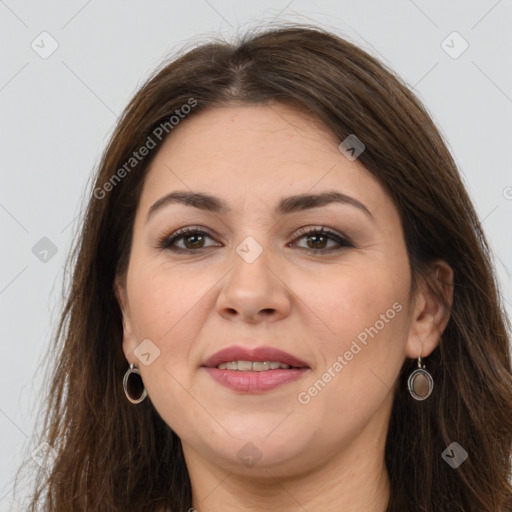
[15,24,512,511]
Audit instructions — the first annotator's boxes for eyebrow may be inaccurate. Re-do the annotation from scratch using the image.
[145,190,374,223]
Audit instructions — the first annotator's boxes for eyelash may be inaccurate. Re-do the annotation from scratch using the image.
[156,225,353,254]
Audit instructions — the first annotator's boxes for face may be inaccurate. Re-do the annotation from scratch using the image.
[116,103,432,477]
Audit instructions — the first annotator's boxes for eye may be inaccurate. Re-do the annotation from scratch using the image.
[290,226,353,252]
[157,225,353,253]
[156,227,219,251]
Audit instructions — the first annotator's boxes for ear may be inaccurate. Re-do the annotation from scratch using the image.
[114,275,138,365]
[404,260,454,360]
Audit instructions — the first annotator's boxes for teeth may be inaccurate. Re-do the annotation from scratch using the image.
[253,361,270,371]
[238,360,253,371]
[216,360,292,371]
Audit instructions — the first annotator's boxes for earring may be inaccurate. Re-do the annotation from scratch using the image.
[407,356,434,400]
[123,363,147,404]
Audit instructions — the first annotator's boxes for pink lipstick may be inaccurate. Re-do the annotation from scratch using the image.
[202,345,310,393]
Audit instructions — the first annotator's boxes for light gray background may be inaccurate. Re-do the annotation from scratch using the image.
[1,0,511,507]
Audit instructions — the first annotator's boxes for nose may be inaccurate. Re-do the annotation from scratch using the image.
[215,244,292,324]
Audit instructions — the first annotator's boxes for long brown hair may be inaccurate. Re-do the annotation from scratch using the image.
[12,24,512,511]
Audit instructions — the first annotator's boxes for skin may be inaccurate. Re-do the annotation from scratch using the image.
[115,102,454,511]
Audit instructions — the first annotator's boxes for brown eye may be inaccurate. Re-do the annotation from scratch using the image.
[304,232,329,250]
[158,228,219,251]
[291,227,353,253]
[181,233,206,249]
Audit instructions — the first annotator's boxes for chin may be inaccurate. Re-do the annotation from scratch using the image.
[202,432,311,473]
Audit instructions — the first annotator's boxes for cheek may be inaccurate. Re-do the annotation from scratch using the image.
[300,263,409,381]
[305,264,404,334]
[128,259,205,336]
[295,273,407,430]
[124,267,201,384]
[126,264,210,419]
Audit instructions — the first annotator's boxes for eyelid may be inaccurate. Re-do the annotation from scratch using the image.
[292,225,351,243]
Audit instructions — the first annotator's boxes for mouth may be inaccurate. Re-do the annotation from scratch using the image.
[202,344,309,369]
[201,345,310,392]
[215,360,301,371]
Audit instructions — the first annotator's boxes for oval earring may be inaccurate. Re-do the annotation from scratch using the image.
[123,363,147,404]
[407,356,434,400]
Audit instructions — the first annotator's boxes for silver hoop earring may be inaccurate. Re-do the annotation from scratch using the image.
[123,363,147,404]
[407,356,434,400]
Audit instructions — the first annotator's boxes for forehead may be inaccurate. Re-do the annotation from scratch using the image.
[137,103,390,220]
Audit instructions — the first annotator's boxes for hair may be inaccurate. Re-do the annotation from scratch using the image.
[12,23,512,512]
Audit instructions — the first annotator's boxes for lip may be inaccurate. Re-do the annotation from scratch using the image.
[202,345,309,369]
[203,367,309,392]
[201,345,310,393]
